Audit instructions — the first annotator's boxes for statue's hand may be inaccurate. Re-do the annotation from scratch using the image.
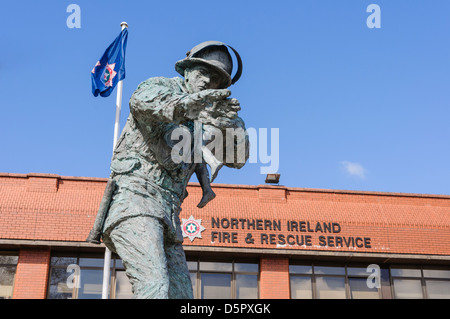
[183,89,231,120]
[198,97,241,122]
[211,98,241,119]
[189,89,231,106]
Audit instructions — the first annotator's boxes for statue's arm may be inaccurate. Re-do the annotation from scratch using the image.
[129,77,231,125]
[129,78,190,124]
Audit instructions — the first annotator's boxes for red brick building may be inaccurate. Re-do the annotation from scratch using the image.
[0,172,449,299]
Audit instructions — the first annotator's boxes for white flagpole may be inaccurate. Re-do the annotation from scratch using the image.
[102,21,128,300]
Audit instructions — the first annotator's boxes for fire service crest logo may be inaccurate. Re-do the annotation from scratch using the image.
[103,63,117,87]
[182,216,206,242]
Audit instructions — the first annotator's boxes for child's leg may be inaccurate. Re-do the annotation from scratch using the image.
[195,163,216,208]
[202,147,223,183]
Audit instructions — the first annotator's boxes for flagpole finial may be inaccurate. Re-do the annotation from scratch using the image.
[121,22,128,29]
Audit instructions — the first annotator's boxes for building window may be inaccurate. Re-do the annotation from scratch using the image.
[289,263,450,299]
[347,267,383,299]
[289,263,382,299]
[391,266,450,299]
[423,269,450,299]
[314,266,346,299]
[113,259,134,299]
[289,265,312,299]
[391,267,423,299]
[188,259,259,299]
[0,252,18,299]
[47,253,131,299]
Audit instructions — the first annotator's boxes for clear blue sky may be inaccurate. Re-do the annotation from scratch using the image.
[1,1,449,195]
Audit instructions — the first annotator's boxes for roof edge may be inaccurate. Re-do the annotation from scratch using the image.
[0,172,109,182]
[193,183,450,199]
[1,172,449,199]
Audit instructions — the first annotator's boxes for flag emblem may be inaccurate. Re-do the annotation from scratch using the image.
[91,28,128,97]
[182,216,206,242]
[103,63,117,87]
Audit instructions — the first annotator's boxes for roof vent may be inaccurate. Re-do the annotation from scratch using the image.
[265,174,280,184]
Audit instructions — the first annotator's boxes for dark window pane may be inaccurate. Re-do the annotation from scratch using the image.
[289,265,312,274]
[391,268,421,278]
[50,256,77,267]
[114,271,133,299]
[200,262,232,272]
[190,272,197,299]
[187,261,198,271]
[78,269,105,299]
[348,278,380,299]
[79,257,107,268]
[314,266,345,275]
[201,273,231,299]
[426,280,450,299]
[0,255,18,265]
[47,267,73,299]
[235,263,258,273]
[236,274,258,299]
[393,279,423,299]
[423,269,450,279]
[290,276,312,299]
[115,258,124,269]
[347,267,371,277]
[316,277,346,299]
[0,265,16,299]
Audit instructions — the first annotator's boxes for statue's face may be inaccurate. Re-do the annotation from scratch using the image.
[185,65,222,93]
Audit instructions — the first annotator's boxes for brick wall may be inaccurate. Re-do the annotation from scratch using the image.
[0,173,107,241]
[259,257,290,299]
[1,173,448,299]
[181,184,450,256]
[12,248,51,299]
[0,173,449,256]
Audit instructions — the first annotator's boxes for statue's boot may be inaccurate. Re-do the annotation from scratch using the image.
[197,190,216,208]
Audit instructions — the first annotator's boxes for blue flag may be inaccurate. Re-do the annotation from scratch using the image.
[91,28,128,97]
